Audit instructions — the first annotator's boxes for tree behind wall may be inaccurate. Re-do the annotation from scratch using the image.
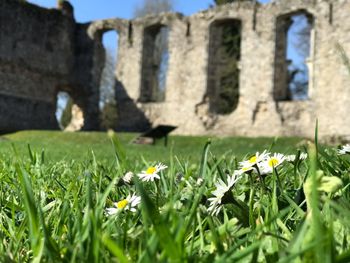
[208,21,242,114]
[100,48,116,109]
[99,47,118,130]
[60,97,73,129]
[215,0,253,5]
[133,0,173,17]
[211,0,250,114]
[100,101,118,130]
[135,0,173,102]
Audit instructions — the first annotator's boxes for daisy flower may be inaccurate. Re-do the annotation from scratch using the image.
[106,193,141,216]
[266,153,285,168]
[122,171,134,184]
[196,178,204,186]
[300,152,308,160]
[239,150,270,173]
[286,152,308,162]
[285,155,296,162]
[338,144,350,155]
[259,153,285,174]
[238,166,256,174]
[232,169,245,177]
[117,171,134,186]
[208,174,239,216]
[138,163,167,182]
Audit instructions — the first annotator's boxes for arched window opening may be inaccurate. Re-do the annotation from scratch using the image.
[274,11,314,101]
[55,91,84,131]
[100,30,119,130]
[139,24,169,103]
[207,19,242,115]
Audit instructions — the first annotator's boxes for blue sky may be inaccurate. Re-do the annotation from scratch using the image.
[28,0,271,50]
[28,0,271,22]
[29,0,214,21]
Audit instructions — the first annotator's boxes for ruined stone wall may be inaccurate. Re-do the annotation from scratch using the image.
[1,0,350,139]
[0,0,102,132]
[92,0,350,139]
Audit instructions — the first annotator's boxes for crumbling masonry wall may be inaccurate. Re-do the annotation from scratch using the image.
[0,0,103,132]
[1,0,350,139]
[88,0,350,139]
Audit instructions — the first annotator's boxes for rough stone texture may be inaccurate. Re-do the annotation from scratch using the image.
[2,0,350,139]
[0,0,102,132]
[89,0,349,138]
[65,104,84,131]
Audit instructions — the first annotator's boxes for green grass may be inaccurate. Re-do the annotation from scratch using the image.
[0,130,349,262]
[0,130,305,163]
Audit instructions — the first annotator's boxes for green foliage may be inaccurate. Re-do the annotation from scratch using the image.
[60,98,73,129]
[214,0,252,5]
[210,21,241,114]
[134,0,173,18]
[100,101,118,130]
[215,0,234,5]
[217,62,239,114]
[211,0,255,113]
[0,131,348,261]
[57,0,69,7]
[0,131,304,163]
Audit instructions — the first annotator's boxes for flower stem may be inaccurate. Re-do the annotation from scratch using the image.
[248,174,256,229]
[255,164,267,194]
[155,180,160,207]
[274,168,283,194]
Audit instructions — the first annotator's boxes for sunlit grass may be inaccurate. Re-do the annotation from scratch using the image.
[0,130,304,163]
[0,130,348,262]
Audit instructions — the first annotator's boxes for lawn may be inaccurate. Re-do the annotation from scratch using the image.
[0,130,305,163]
[0,130,349,262]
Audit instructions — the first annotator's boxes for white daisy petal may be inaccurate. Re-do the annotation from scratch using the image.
[286,153,308,162]
[259,153,285,174]
[338,144,350,155]
[207,174,239,216]
[105,208,118,216]
[258,162,273,175]
[128,194,141,208]
[123,171,134,183]
[300,152,308,160]
[105,193,141,215]
[137,163,167,182]
[285,155,296,162]
[196,178,204,186]
[238,150,270,173]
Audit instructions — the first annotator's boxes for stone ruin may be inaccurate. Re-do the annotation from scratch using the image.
[1,0,350,139]
[0,0,102,133]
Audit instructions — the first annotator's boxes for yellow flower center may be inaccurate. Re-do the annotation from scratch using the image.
[268,158,279,167]
[249,156,257,163]
[117,199,129,209]
[146,166,156,174]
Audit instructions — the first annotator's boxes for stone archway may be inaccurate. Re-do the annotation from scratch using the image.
[274,10,314,101]
[206,19,242,115]
[55,91,84,131]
